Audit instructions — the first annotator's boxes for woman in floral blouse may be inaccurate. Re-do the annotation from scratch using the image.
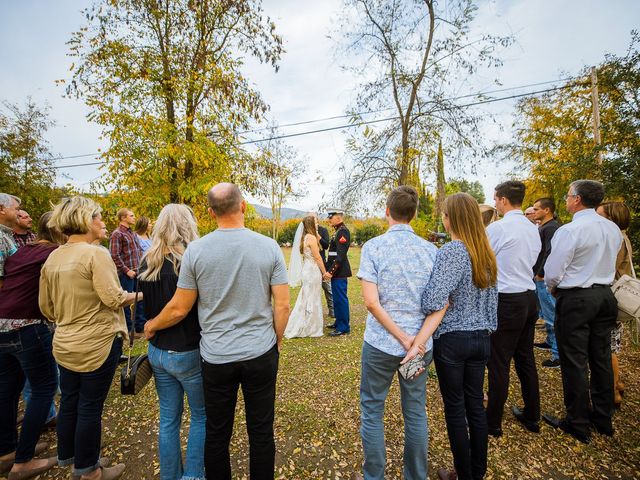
[403,193,498,480]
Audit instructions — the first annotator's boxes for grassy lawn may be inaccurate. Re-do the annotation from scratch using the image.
[33,247,640,479]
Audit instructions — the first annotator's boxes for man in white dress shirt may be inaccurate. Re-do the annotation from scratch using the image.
[486,181,542,437]
[542,180,622,444]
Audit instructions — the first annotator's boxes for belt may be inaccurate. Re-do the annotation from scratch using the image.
[557,284,609,291]
[498,290,536,296]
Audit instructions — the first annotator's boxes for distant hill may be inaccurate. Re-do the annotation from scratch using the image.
[252,204,306,220]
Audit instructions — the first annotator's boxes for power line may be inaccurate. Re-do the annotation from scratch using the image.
[51,78,581,170]
[233,84,578,144]
[214,76,580,137]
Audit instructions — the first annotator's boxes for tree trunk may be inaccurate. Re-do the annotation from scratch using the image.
[157,13,179,203]
[162,68,179,202]
[185,97,195,182]
[434,140,446,228]
[398,125,410,185]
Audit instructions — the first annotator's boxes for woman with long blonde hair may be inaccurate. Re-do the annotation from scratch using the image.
[285,215,327,338]
[402,193,498,480]
[137,204,205,480]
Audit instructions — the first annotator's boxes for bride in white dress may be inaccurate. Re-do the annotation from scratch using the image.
[285,215,328,338]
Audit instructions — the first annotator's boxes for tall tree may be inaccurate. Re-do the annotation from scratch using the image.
[64,0,283,211]
[435,139,446,220]
[502,32,640,232]
[334,0,511,206]
[0,98,66,219]
[599,33,640,213]
[254,132,306,240]
[446,177,485,203]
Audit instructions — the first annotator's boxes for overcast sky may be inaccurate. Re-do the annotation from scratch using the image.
[1,0,638,211]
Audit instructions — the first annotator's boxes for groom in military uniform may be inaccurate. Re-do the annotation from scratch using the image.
[324,209,351,336]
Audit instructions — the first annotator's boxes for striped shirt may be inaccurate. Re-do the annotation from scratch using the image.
[109,224,141,275]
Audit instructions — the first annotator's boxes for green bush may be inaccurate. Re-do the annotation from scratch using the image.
[410,215,435,240]
[354,222,386,244]
[277,219,302,244]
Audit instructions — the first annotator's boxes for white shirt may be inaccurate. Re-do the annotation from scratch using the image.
[486,209,541,293]
[545,209,622,289]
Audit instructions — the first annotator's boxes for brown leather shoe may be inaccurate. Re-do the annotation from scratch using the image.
[80,464,125,480]
[437,467,458,480]
[71,458,112,480]
[7,456,57,480]
[0,443,48,474]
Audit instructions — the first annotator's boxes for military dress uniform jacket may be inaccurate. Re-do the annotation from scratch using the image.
[318,225,330,266]
[327,223,352,278]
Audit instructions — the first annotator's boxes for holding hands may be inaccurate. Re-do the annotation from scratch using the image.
[398,301,450,380]
[399,337,428,380]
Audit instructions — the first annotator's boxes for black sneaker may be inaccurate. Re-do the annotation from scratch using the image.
[534,341,551,350]
[542,358,560,368]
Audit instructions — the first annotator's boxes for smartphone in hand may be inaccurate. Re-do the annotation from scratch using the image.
[398,354,426,380]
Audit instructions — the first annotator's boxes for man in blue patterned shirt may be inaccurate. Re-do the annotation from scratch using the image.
[0,193,20,289]
[356,186,437,480]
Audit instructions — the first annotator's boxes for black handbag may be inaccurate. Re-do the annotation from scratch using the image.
[120,284,153,395]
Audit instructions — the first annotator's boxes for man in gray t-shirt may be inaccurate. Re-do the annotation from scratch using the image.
[178,225,288,362]
[145,183,290,480]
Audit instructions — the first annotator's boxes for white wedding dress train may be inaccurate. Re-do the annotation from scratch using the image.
[285,247,324,338]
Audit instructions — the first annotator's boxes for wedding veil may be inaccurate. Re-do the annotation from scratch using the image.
[288,222,304,287]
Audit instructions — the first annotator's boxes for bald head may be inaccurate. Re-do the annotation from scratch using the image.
[208,183,244,217]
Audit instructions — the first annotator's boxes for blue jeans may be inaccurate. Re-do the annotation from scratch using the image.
[331,278,350,333]
[360,341,433,480]
[0,323,58,463]
[23,369,59,423]
[535,280,558,360]
[434,330,490,480]
[148,344,206,480]
[118,274,146,333]
[57,337,122,476]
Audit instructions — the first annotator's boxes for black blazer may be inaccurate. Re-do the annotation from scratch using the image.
[326,224,352,278]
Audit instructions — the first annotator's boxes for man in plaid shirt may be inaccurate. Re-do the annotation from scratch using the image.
[109,208,145,335]
[13,209,37,248]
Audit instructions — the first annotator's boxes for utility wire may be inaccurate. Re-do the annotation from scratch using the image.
[51,79,582,170]
[238,84,577,144]
[211,76,580,136]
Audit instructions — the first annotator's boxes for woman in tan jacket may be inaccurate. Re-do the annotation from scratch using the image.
[39,197,140,480]
[596,201,634,408]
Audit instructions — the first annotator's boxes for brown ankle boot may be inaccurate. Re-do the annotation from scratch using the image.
[612,353,623,408]
[80,464,125,480]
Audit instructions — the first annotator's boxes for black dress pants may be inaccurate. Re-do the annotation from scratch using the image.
[486,290,540,431]
[201,344,279,480]
[555,287,617,436]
